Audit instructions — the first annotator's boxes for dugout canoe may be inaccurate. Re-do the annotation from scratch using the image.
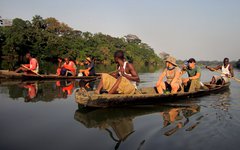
[75,82,230,108]
[0,70,99,80]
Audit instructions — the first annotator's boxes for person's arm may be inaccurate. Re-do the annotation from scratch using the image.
[188,72,200,80]
[156,69,166,87]
[229,64,234,77]
[109,71,119,78]
[171,68,181,85]
[121,63,140,82]
[58,58,62,68]
[22,64,30,68]
[107,65,119,78]
[206,65,221,71]
[83,63,94,76]
[87,62,94,71]
[182,72,201,83]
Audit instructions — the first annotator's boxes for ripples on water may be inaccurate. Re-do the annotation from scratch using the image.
[0,69,240,150]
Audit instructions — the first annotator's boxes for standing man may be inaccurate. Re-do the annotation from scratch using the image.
[182,58,201,92]
[15,52,39,74]
[95,50,140,94]
[206,57,234,85]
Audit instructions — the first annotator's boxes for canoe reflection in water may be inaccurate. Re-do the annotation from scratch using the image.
[74,104,200,149]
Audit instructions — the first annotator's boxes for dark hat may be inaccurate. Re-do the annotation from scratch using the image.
[187,58,196,63]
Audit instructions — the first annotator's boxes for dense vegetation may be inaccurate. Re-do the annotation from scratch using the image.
[0,15,162,71]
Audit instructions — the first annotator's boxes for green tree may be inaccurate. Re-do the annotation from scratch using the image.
[0,15,162,71]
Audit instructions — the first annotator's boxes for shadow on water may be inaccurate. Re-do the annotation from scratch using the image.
[74,104,201,149]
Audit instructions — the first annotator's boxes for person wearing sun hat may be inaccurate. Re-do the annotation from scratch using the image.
[78,57,95,76]
[181,58,201,92]
[155,56,182,94]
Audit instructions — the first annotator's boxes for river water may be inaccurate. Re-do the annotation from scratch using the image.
[0,69,240,150]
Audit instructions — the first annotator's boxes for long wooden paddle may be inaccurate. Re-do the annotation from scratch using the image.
[21,65,43,77]
[206,66,240,83]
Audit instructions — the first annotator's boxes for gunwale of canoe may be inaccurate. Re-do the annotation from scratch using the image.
[0,70,99,80]
[75,82,230,108]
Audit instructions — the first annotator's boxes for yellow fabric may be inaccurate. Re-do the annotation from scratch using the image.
[102,73,135,94]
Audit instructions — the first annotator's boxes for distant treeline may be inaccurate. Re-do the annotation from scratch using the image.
[177,60,240,69]
[0,15,162,70]
[198,60,240,69]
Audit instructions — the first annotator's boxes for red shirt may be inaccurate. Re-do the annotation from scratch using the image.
[29,58,38,71]
[63,61,76,75]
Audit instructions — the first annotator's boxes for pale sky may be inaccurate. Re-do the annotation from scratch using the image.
[1,0,240,61]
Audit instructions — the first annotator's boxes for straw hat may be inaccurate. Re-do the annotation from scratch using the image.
[165,56,177,66]
[86,57,91,62]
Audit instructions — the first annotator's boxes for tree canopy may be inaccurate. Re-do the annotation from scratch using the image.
[0,15,162,70]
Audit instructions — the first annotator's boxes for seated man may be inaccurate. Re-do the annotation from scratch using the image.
[59,57,77,76]
[155,56,182,94]
[206,57,234,85]
[78,57,95,76]
[15,52,39,74]
[95,50,140,94]
[182,58,201,92]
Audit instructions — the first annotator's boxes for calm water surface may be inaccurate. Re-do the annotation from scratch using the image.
[0,69,240,150]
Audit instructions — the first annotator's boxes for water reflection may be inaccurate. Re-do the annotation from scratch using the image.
[19,81,38,102]
[78,79,95,91]
[74,104,200,149]
[0,79,97,102]
[56,80,75,98]
[210,90,231,111]
[161,105,201,136]
[208,90,232,121]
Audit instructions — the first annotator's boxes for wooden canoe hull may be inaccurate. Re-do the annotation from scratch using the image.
[75,82,230,108]
[0,70,99,80]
